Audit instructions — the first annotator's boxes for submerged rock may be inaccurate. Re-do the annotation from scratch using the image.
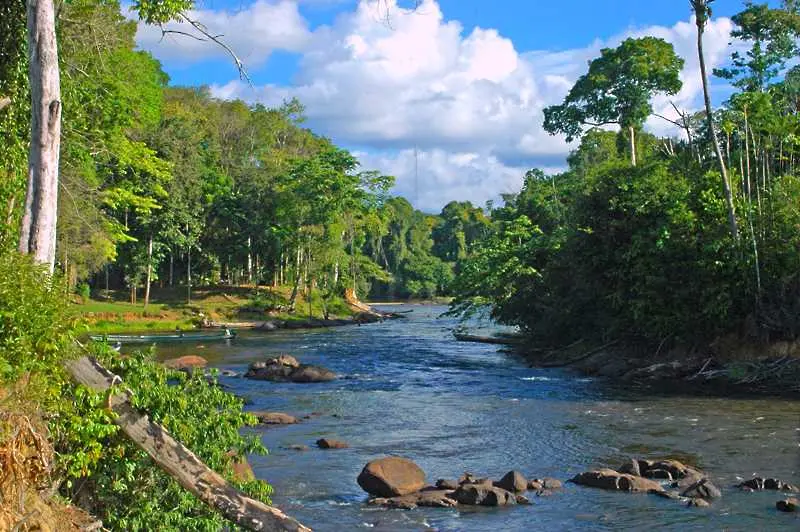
[776,497,799,512]
[357,457,426,498]
[316,438,348,449]
[163,355,208,370]
[252,412,299,425]
[687,498,711,508]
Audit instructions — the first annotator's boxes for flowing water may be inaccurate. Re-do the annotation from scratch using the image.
[154,305,800,531]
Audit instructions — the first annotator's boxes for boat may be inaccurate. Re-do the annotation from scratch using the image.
[90,329,236,344]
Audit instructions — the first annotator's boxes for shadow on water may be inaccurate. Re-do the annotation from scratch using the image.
[152,304,800,532]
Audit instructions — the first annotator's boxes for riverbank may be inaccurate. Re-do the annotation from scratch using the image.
[74,285,361,334]
[517,335,800,397]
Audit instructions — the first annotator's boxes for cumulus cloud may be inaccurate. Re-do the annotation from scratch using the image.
[143,0,736,211]
[134,0,311,66]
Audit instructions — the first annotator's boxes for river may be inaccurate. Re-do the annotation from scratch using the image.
[155,305,800,531]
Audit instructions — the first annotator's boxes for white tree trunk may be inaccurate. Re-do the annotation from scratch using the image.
[629,126,637,167]
[144,235,153,307]
[19,0,62,272]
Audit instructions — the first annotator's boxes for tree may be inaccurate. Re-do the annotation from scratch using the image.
[18,0,239,271]
[713,1,800,93]
[692,0,740,241]
[543,37,684,166]
[18,0,62,272]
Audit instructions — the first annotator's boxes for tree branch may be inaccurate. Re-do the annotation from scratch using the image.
[173,13,252,85]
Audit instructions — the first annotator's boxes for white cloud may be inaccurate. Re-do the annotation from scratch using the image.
[134,0,311,66]
[354,149,531,213]
[162,0,737,211]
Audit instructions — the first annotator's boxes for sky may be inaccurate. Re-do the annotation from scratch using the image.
[129,0,765,213]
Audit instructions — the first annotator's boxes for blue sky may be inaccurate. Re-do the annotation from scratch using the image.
[132,0,764,212]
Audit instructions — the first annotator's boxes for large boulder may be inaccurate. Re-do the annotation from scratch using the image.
[357,457,426,498]
[451,484,517,506]
[245,356,336,383]
[494,471,528,493]
[570,469,663,493]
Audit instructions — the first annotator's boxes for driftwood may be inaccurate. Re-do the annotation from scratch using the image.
[64,356,311,532]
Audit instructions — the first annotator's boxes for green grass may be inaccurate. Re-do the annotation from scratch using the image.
[74,284,357,333]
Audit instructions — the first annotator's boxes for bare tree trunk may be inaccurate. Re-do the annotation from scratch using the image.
[247,236,253,284]
[169,251,174,286]
[288,247,301,312]
[694,3,738,241]
[144,235,153,307]
[19,0,62,272]
[629,126,637,167]
[187,247,192,304]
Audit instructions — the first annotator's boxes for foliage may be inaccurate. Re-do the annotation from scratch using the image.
[54,346,270,531]
[0,252,77,381]
[543,36,684,141]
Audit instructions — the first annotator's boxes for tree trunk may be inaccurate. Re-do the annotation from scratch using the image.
[695,8,739,241]
[64,356,312,532]
[19,0,62,272]
[144,235,153,308]
[187,247,192,304]
[247,236,253,285]
[628,126,637,167]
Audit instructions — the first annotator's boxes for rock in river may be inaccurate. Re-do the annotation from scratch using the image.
[163,355,208,370]
[680,478,722,500]
[252,412,299,425]
[737,477,800,492]
[245,355,336,383]
[494,471,528,493]
[357,457,426,498]
[570,469,664,493]
[316,438,349,449]
[776,497,799,512]
[451,484,517,506]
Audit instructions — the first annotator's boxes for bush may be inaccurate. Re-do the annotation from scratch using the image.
[0,250,273,530]
[54,346,271,531]
[0,252,77,381]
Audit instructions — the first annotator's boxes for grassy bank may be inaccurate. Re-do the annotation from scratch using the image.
[74,285,356,333]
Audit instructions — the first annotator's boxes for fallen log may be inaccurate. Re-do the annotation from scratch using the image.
[64,356,311,532]
[453,332,525,346]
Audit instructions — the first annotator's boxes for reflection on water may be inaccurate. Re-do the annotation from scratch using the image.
[153,305,800,531]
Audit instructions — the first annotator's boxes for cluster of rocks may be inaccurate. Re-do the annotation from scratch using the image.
[244,354,337,383]
[356,457,562,510]
[736,477,800,513]
[570,458,721,508]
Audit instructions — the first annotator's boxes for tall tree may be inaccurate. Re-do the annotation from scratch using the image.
[692,0,740,241]
[543,37,684,166]
[19,0,61,271]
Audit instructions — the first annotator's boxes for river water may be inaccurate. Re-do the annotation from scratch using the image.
[155,305,800,531]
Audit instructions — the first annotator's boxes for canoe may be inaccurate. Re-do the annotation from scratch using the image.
[90,330,236,344]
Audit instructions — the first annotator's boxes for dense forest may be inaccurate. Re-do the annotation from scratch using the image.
[2,0,800,530]
[449,1,800,349]
[0,0,489,308]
